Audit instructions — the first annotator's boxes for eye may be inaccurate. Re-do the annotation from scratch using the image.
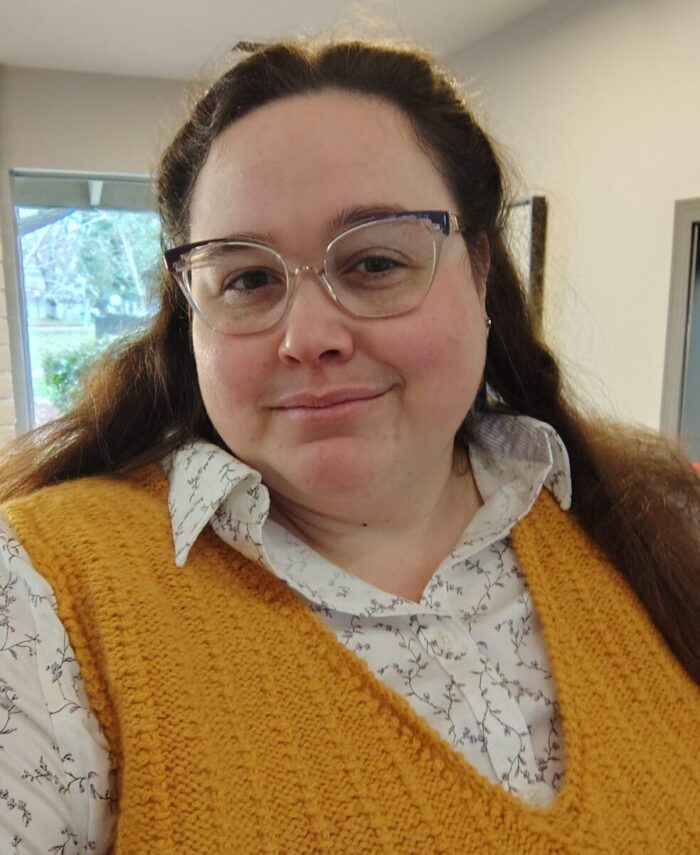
[354,255,401,274]
[224,268,283,292]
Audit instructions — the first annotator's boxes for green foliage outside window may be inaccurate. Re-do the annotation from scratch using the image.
[16,201,160,425]
[20,208,161,316]
[41,339,109,411]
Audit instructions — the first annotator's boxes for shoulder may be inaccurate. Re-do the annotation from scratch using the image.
[5,464,167,509]
[3,465,169,536]
[0,510,116,852]
[0,467,174,618]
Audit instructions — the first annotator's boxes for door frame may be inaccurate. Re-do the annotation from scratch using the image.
[660,197,700,442]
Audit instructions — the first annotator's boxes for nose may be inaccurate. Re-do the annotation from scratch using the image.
[277,267,355,367]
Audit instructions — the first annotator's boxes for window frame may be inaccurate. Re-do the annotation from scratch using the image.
[6,169,156,432]
[660,197,700,456]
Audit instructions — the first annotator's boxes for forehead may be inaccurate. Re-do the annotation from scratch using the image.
[188,90,456,244]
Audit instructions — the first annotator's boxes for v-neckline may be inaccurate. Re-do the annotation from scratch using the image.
[259,491,586,833]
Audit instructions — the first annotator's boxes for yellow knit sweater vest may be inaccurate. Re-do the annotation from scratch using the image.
[5,468,699,854]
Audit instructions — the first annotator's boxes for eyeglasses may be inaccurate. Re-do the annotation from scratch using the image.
[164,210,465,335]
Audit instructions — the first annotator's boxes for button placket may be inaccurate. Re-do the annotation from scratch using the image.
[420,617,543,791]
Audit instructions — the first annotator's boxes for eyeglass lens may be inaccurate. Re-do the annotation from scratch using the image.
[182,216,439,333]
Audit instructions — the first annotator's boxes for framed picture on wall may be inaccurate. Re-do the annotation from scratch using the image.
[505,195,547,327]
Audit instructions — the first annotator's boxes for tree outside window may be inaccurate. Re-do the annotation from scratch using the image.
[13,175,160,426]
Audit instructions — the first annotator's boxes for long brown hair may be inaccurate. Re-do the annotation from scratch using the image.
[1,40,698,680]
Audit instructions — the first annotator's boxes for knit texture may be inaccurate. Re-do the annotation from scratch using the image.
[5,468,699,854]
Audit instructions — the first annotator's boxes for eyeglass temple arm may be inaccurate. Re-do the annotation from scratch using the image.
[418,211,464,235]
[448,212,465,234]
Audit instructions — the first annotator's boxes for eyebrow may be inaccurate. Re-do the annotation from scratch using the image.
[325,204,409,235]
[220,203,409,246]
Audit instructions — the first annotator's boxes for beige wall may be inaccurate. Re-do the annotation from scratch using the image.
[2,2,698,434]
[0,66,187,434]
[0,66,187,174]
[451,0,700,428]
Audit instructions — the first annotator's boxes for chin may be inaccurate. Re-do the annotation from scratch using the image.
[266,436,394,502]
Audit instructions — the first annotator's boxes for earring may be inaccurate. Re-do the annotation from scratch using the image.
[486,316,492,331]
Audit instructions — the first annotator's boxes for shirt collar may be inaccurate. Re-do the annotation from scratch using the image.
[164,413,572,567]
[164,442,270,567]
[470,412,571,510]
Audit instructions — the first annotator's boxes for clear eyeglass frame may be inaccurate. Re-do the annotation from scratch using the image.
[164,210,465,335]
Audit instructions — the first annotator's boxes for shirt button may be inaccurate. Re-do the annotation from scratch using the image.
[519,782,554,808]
[436,629,456,651]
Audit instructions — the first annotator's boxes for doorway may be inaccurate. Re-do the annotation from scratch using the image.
[661,198,700,462]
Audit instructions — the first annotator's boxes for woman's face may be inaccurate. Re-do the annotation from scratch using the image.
[189,90,489,508]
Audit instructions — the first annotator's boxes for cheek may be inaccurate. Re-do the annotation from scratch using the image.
[192,325,266,439]
[400,296,486,399]
[193,328,229,404]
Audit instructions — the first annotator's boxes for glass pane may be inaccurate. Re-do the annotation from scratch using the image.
[13,179,159,426]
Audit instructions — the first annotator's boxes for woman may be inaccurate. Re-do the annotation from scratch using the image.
[0,40,698,854]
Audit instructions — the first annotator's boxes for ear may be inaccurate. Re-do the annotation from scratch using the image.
[470,233,491,307]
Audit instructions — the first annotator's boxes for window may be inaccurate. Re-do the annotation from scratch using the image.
[11,172,160,427]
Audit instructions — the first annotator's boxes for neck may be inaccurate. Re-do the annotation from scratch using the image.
[269,455,483,602]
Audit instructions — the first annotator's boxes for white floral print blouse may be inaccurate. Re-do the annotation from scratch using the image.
[0,413,571,854]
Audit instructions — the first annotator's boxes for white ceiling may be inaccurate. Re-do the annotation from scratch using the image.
[1,0,557,80]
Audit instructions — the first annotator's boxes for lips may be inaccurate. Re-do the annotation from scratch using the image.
[271,388,388,410]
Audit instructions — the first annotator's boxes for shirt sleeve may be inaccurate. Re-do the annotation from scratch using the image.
[0,512,116,854]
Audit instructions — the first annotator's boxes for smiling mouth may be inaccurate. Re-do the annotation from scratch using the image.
[273,389,389,410]
[271,388,390,422]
